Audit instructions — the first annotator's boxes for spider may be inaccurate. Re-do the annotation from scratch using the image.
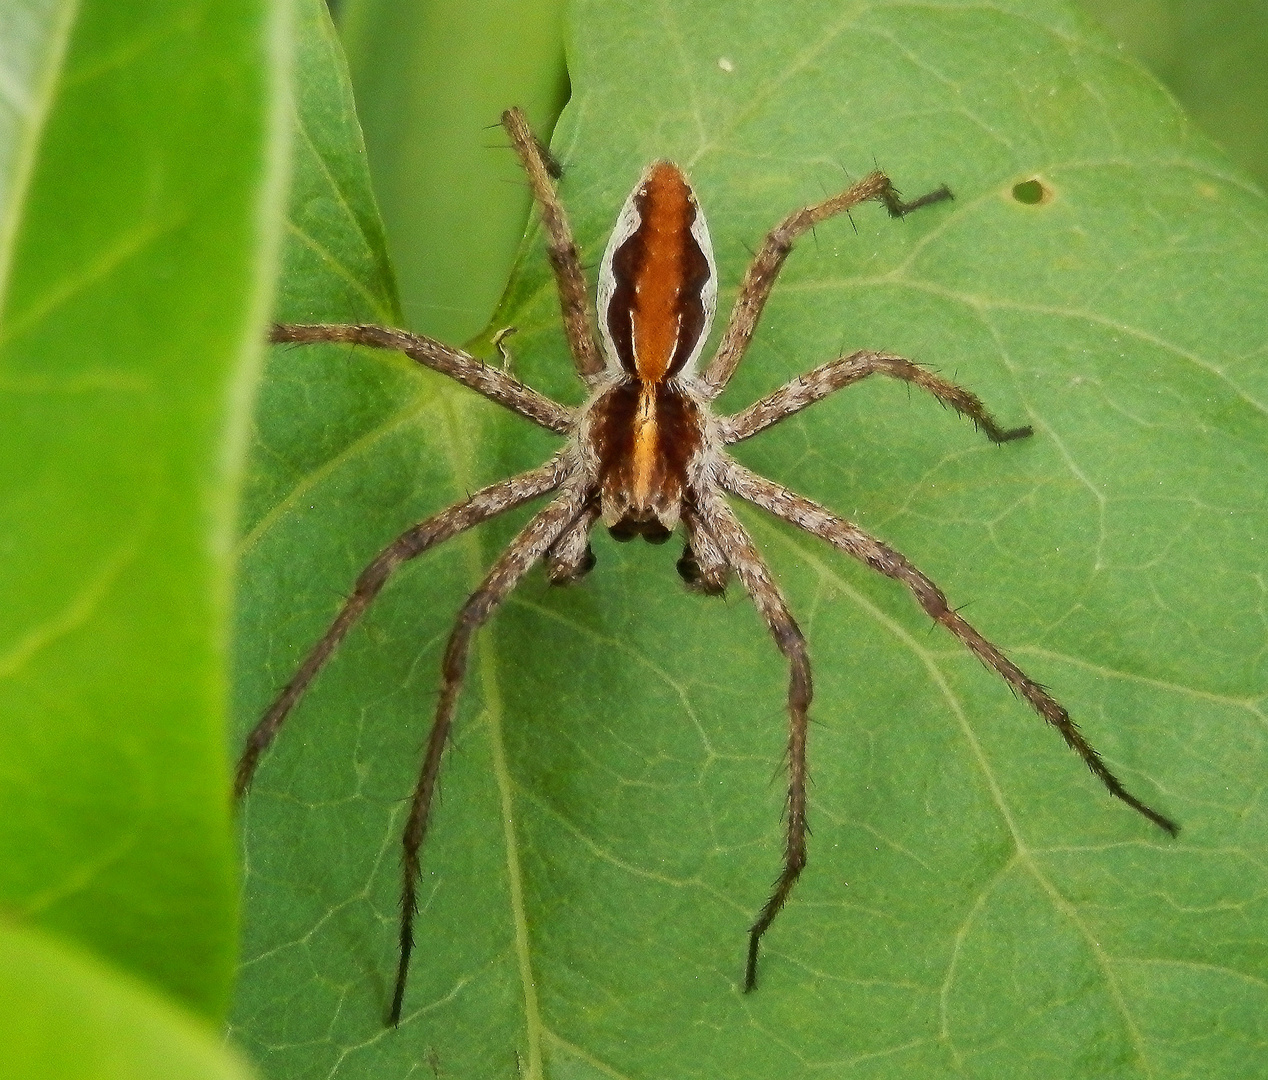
[237,108,1179,1027]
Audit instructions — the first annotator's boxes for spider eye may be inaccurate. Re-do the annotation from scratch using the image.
[597,161,717,382]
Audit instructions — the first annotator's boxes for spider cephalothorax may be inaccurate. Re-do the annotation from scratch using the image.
[238,108,1178,1028]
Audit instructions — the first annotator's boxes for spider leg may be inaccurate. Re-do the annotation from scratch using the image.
[718,457,1180,837]
[270,323,574,434]
[545,498,600,584]
[695,487,812,991]
[392,484,590,1026]
[722,350,1032,445]
[501,108,605,380]
[234,456,568,798]
[677,501,731,595]
[702,172,952,398]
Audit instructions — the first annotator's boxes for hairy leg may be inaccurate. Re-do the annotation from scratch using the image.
[235,456,567,797]
[722,350,1032,445]
[702,172,952,397]
[501,108,605,380]
[545,498,600,583]
[391,485,590,1026]
[677,501,730,595]
[270,323,574,434]
[696,488,812,991]
[718,457,1179,836]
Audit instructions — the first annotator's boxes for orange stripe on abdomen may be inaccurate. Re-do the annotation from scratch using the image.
[630,163,692,383]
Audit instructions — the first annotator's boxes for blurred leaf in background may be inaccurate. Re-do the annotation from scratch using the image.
[334,0,569,344]
[0,919,255,1080]
[1074,0,1268,189]
[232,1,1268,1078]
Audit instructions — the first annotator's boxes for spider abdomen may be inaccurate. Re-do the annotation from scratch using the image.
[597,160,717,381]
[589,379,705,540]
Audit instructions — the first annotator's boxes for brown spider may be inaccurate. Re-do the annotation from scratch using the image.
[237,108,1179,1026]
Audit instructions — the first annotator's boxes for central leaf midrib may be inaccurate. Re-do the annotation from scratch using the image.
[437,386,546,1078]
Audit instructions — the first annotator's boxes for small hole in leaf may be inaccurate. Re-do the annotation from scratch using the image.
[1012,178,1051,205]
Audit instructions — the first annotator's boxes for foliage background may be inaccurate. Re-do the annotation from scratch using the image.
[1,0,1267,1078]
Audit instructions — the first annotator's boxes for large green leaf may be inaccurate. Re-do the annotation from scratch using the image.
[0,0,289,1018]
[231,0,1268,1076]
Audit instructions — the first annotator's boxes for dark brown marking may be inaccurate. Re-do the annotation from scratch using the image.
[606,163,712,382]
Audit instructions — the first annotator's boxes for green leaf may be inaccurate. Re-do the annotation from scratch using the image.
[239,0,401,533]
[0,0,290,1018]
[0,918,257,1080]
[232,0,1268,1076]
